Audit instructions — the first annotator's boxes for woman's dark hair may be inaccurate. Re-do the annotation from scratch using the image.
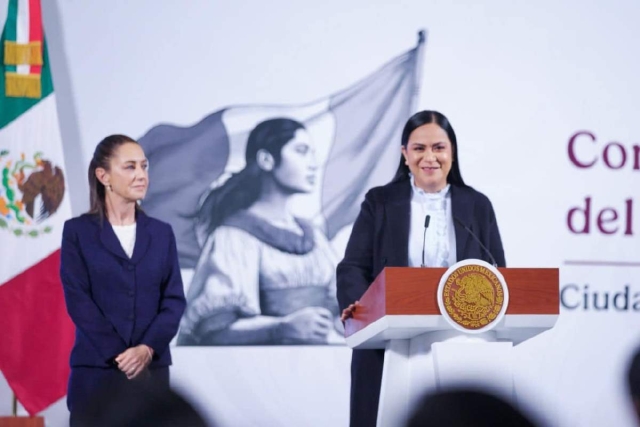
[88,134,140,220]
[407,389,541,427]
[195,118,305,241]
[392,110,467,187]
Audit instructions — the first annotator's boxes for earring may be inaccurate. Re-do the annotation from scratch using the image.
[107,184,112,191]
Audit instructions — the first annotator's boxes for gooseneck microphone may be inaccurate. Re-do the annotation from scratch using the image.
[421,215,431,268]
[453,216,498,267]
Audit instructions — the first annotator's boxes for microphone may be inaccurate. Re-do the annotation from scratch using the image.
[453,216,498,267]
[421,215,431,268]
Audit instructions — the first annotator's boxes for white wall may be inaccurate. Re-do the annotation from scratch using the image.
[1,0,639,425]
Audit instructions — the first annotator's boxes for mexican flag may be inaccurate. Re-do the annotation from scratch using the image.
[0,0,74,415]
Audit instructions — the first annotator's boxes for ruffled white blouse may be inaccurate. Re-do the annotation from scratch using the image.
[407,177,457,268]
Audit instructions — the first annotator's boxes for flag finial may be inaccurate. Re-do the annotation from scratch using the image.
[417,30,427,45]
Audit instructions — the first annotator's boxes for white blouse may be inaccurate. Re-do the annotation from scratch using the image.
[112,223,137,258]
[407,178,457,268]
[180,215,341,343]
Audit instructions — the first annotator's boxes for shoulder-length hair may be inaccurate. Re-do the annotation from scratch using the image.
[392,110,467,187]
[195,118,305,241]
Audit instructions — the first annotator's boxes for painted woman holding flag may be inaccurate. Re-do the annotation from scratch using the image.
[177,118,342,345]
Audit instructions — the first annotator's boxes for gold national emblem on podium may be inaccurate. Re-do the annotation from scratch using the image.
[437,260,509,333]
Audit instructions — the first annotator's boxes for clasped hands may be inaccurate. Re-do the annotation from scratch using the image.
[115,344,154,380]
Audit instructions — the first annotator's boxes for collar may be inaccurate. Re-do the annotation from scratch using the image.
[409,173,451,201]
[96,209,152,264]
[222,210,315,255]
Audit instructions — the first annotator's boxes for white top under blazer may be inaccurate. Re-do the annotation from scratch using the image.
[407,177,457,268]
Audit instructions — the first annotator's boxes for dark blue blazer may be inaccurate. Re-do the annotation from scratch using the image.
[336,178,506,427]
[60,210,186,369]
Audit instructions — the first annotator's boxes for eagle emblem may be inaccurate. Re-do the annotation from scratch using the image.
[437,260,509,333]
[0,150,65,237]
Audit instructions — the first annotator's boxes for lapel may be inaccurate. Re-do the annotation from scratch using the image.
[100,217,129,261]
[98,209,152,264]
[383,179,411,266]
[130,210,152,265]
[451,185,474,261]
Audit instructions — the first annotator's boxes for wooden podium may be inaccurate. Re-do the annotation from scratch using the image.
[0,418,44,427]
[344,266,559,427]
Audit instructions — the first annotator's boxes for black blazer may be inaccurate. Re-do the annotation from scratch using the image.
[60,211,186,369]
[336,178,506,427]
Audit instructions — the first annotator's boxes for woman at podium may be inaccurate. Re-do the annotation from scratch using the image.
[336,110,506,427]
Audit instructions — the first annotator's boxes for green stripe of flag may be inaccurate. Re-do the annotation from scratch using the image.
[0,34,54,129]
[5,0,18,42]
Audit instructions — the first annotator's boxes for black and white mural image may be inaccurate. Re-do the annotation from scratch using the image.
[180,118,341,346]
[138,34,425,345]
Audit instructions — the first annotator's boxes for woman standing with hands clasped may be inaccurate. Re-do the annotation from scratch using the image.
[337,111,506,427]
[60,135,186,425]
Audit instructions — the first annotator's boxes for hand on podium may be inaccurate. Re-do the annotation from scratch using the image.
[340,301,362,322]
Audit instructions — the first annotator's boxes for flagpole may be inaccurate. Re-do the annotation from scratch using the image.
[411,29,428,113]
